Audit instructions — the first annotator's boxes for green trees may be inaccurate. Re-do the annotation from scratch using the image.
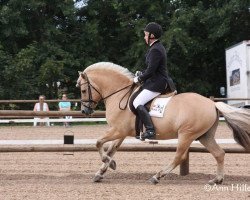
[0,0,78,100]
[0,0,249,102]
[164,0,250,95]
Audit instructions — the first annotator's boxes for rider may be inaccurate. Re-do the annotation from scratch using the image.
[133,22,176,140]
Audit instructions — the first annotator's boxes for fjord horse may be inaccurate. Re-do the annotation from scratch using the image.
[76,62,250,184]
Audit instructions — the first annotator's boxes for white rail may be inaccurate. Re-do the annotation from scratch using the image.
[0,117,225,124]
[0,118,106,123]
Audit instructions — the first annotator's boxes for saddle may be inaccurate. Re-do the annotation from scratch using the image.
[129,87,177,138]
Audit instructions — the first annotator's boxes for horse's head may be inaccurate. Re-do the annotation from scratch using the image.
[76,71,102,115]
[76,62,136,115]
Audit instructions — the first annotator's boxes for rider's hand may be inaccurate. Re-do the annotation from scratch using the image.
[135,71,142,77]
[133,77,139,84]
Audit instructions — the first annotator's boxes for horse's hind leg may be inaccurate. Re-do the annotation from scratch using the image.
[150,135,193,184]
[198,120,225,185]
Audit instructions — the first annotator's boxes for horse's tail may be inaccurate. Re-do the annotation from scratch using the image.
[215,102,250,151]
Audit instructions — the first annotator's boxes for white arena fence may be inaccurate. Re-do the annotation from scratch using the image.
[0,117,107,125]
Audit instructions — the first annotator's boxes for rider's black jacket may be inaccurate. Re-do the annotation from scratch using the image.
[138,40,176,93]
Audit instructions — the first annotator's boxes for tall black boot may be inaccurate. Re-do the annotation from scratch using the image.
[136,105,156,140]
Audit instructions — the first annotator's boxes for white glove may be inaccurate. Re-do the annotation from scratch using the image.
[135,71,142,76]
[133,77,139,83]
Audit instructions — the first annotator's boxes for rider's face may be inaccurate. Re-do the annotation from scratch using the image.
[144,31,150,45]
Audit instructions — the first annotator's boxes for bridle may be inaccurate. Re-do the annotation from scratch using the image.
[77,73,100,111]
[77,72,136,111]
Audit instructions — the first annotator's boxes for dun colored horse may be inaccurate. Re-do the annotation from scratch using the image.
[76,62,250,184]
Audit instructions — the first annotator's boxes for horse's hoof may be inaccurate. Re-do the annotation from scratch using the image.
[93,174,103,182]
[109,160,116,170]
[208,178,224,185]
[149,177,159,185]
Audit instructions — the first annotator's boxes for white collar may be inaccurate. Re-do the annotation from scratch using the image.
[149,40,158,46]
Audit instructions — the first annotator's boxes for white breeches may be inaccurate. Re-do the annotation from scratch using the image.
[133,89,160,109]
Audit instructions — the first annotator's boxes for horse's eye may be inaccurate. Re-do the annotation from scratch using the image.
[81,90,86,94]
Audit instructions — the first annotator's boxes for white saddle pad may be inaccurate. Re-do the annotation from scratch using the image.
[149,97,172,118]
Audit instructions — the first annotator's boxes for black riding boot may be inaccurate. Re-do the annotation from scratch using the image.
[136,105,156,140]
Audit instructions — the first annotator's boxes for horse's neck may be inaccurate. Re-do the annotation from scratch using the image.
[91,72,134,120]
[105,92,135,129]
[106,83,136,125]
[91,72,132,101]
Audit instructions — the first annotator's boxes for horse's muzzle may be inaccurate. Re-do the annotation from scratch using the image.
[82,106,94,115]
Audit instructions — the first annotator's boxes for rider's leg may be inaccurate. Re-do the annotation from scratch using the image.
[136,105,155,140]
[133,89,160,140]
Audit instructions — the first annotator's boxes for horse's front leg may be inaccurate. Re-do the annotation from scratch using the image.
[93,128,124,182]
[106,137,125,170]
[93,138,125,182]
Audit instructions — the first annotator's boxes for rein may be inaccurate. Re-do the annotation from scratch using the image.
[79,72,136,110]
[102,83,135,102]
[119,83,136,110]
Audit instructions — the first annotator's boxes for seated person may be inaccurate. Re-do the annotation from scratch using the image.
[33,95,50,126]
[59,93,71,126]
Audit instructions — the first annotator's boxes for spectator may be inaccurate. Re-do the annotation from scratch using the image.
[59,93,72,127]
[33,95,50,126]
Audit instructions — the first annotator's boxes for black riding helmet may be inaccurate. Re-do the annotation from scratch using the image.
[144,22,162,39]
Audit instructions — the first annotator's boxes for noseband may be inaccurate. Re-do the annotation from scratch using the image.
[77,73,101,111]
[77,72,136,111]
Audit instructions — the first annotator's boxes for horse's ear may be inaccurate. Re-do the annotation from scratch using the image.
[80,72,86,79]
[78,71,85,79]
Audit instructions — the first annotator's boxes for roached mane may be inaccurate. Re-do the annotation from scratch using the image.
[84,62,134,79]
